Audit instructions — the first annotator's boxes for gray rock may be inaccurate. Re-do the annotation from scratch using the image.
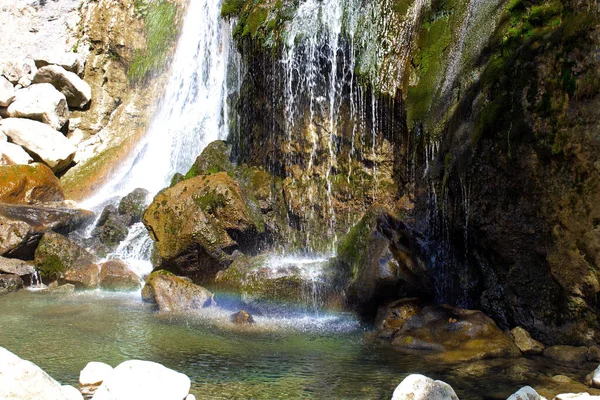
[511,326,545,355]
[34,53,85,76]
[0,118,76,172]
[0,274,24,291]
[0,141,33,165]
[507,386,546,400]
[0,256,36,276]
[2,59,36,85]
[0,76,15,107]
[391,374,458,400]
[33,65,92,109]
[6,83,68,130]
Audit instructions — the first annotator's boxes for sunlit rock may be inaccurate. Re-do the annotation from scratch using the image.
[80,361,113,386]
[0,76,15,107]
[99,260,140,291]
[6,83,68,130]
[142,270,214,312]
[34,52,85,76]
[33,65,92,109]
[511,327,545,355]
[0,163,64,204]
[0,274,24,292]
[61,385,83,400]
[391,374,458,400]
[0,256,36,276]
[0,141,33,165]
[507,386,546,400]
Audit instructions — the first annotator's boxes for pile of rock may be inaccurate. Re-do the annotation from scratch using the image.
[0,53,91,174]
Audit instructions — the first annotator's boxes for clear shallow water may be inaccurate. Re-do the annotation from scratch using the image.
[0,291,594,400]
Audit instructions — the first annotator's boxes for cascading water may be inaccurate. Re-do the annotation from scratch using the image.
[80,0,241,275]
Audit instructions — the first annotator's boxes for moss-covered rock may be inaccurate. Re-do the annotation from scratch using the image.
[141,270,214,312]
[117,188,149,225]
[0,163,64,205]
[99,260,141,291]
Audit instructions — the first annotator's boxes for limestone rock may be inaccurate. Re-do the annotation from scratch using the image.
[142,270,214,312]
[377,299,521,362]
[34,53,85,76]
[92,360,191,400]
[0,141,33,165]
[543,346,588,364]
[143,172,266,283]
[0,163,64,204]
[0,274,24,291]
[79,361,113,386]
[507,386,546,400]
[2,59,36,85]
[0,119,76,172]
[99,260,141,291]
[511,327,545,355]
[0,346,67,400]
[61,385,84,400]
[231,310,255,324]
[0,76,15,107]
[391,374,458,400]
[34,231,99,286]
[33,65,92,109]
[6,83,68,130]
[0,256,35,276]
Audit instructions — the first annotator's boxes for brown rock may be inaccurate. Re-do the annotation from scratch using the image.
[99,260,140,291]
[543,345,589,364]
[0,163,64,204]
[588,346,600,362]
[231,310,255,325]
[0,273,23,291]
[142,270,214,312]
[511,326,545,355]
[63,263,99,288]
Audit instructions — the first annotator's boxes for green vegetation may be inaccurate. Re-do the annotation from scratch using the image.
[36,254,66,280]
[128,0,179,83]
[194,190,228,214]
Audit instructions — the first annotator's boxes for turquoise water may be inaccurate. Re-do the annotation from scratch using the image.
[0,290,594,399]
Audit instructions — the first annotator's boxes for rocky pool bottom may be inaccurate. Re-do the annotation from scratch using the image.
[0,290,599,399]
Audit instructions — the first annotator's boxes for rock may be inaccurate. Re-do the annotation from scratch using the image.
[142,270,214,312]
[554,394,600,400]
[0,163,64,204]
[92,206,129,250]
[33,65,92,109]
[187,140,235,177]
[61,385,84,400]
[0,274,24,291]
[0,256,36,276]
[377,299,521,362]
[511,326,545,355]
[0,76,15,107]
[0,119,76,172]
[231,310,255,324]
[79,361,113,386]
[0,346,67,399]
[92,360,191,400]
[6,83,68,130]
[391,374,458,400]
[588,347,600,363]
[185,395,196,400]
[48,283,75,293]
[99,260,141,291]
[334,206,433,318]
[34,231,99,286]
[143,172,266,283]
[117,188,149,225]
[34,53,85,76]
[543,346,589,364]
[0,141,33,165]
[507,386,545,400]
[591,365,600,388]
[2,59,36,85]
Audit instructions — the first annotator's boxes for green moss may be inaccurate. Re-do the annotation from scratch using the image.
[221,0,245,18]
[128,0,179,83]
[194,190,228,214]
[36,254,66,280]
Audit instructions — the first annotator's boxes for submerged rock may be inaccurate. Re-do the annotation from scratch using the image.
[99,260,140,291]
[92,360,191,400]
[543,346,588,365]
[142,270,214,312]
[6,83,68,130]
[391,374,458,400]
[231,310,255,325]
[511,327,545,355]
[377,299,520,362]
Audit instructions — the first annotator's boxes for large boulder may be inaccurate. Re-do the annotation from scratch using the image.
[0,163,64,204]
[543,346,588,364]
[0,274,24,292]
[99,260,141,291]
[143,172,265,283]
[6,83,68,130]
[34,231,99,286]
[92,360,191,400]
[391,374,458,400]
[511,327,545,355]
[142,270,214,312]
[0,346,69,400]
[333,206,433,318]
[376,299,520,362]
[0,76,15,107]
[117,188,148,225]
[0,119,76,172]
[91,205,128,252]
[0,141,33,165]
[34,53,85,76]
[0,256,36,276]
[33,65,92,109]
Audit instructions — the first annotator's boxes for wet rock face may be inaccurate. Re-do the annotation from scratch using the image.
[143,171,266,284]
[142,270,214,312]
[0,274,24,292]
[99,260,140,291]
[0,163,64,204]
[376,299,520,363]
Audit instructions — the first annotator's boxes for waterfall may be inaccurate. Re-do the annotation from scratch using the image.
[81,0,240,275]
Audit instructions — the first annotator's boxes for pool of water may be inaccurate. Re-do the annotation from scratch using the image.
[0,290,594,399]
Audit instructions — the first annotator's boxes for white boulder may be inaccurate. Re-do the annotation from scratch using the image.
[0,118,76,172]
[0,141,33,165]
[34,53,85,76]
[391,374,459,400]
[33,65,92,109]
[61,385,84,400]
[7,83,69,130]
[2,58,36,85]
[92,360,191,400]
[591,365,600,388]
[0,346,67,400]
[80,361,113,386]
[507,386,546,400]
[0,76,15,107]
